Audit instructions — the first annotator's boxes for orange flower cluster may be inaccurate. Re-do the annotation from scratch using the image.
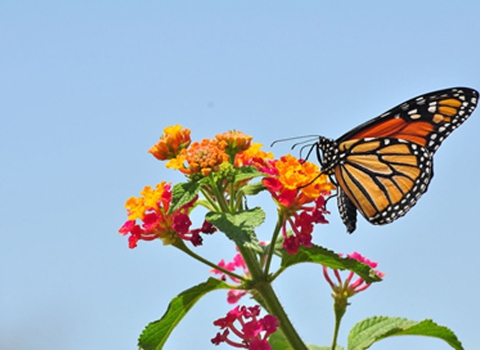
[151,125,273,178]
[149,125,191,161]
[273,154,334,201]
[180,139,229,177]
[262,155,334,254]
[124,182,171,222]
[263,154,334,210]
[215,130,253,158]
[119,181,178,247]
[234,142,274,168]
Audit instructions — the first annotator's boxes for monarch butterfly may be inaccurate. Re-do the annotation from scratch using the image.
[315,87,478,233]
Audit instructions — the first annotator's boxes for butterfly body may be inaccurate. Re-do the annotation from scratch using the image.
[316,87,478,233]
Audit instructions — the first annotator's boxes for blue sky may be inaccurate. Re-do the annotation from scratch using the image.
[2,2,480,349]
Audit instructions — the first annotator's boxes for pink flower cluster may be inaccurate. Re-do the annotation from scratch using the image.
[323,252,385,297]
[211,305,279,350]
[281,196,329,255]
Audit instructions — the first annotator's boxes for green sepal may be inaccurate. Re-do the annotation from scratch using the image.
[240,181,266,196]
[280,244,382,284]
[348,316,463,350]
[205,207,265,250]
[137,278,231,350]
[194,198,214,210]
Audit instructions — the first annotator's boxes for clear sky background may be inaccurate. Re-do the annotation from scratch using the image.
[2,2,480,350]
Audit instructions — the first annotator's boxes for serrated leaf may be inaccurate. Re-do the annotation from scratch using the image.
[138,278,230,350]
[206,207,265,246]
[168,181,202,214]
[348,316,463,350]
[280,245,382,284]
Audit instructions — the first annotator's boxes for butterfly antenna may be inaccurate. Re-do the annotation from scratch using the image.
[298,142,318,161]
[270,135,319,148]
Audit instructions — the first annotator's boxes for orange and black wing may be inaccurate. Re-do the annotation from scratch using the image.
[335,138,433,232]
[318,87,478,233]
[337,87,478,153]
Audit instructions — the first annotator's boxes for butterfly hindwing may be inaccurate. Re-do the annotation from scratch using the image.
[337,187,357,233]
[334,138,434,230]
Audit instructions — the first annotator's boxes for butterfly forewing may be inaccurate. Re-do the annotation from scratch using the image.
[317,87,477,233]
[338,87,478,153]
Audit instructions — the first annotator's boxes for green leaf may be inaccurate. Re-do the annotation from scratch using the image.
[269,329,292,350]
[348,316,463,350]
[205,207,265,247]
[138,278,230,350]
[269,330,344,350]
[234,165,264,182]
[168,181,202,214]
[280,245,382,284]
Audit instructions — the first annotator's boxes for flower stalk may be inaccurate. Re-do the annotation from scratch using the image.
[264,212,284,276]
[254,280,309,350]
[173,239,246,282]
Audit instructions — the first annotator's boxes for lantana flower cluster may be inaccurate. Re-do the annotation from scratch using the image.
[119,125,334,253]
[211,305,279,350]
[118,181,216,248]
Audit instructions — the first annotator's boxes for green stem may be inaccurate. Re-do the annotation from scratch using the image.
[237,244,263,280]
[229,180,236,212]
[331,298,347,350]
[207,174,230,212]
[264,211,284,276]
[255,281,309,350]
[237,244,308,350]
[269,267,284,282]
[200,187,220,212]
[173,240,245,281]
[235,190,244,212]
